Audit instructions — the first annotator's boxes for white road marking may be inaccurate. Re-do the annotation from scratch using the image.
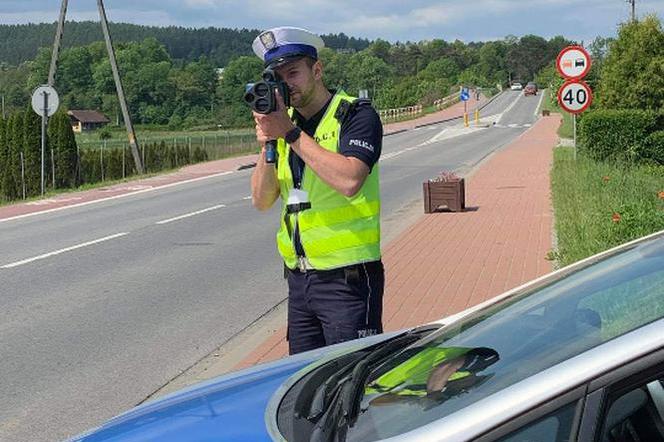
[534,90,546,116]
[1,232,130,269]
[27,197,83,206]
[155,204,226,225]
[243,196,252,200]
[496,91,524,125]
[0,171,235,225]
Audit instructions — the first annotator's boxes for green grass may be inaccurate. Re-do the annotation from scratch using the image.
[541,89,574,139]
[550,146,664,267]
[75,126,254,144]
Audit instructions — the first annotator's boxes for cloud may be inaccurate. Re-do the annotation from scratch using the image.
[183,0,218,7]
[0,0,662,44]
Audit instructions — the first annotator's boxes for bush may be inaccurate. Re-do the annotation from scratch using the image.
[639,131,664,164]
[578,109,659,161]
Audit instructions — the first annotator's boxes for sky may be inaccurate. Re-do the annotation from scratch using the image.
[1,0,663,45]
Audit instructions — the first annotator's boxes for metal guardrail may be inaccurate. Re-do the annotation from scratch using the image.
[378,105,423,122]
[433,92,460,109]
[378,89,462,122]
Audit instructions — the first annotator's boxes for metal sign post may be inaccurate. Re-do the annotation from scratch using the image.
[573,114,577,159]
[31,85,60,195]
[460,88,470,127]
[557,80,593,158]
[556,45,593,160]
[42,93,47,195]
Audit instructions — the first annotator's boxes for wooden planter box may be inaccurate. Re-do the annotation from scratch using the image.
[423,178,465,213]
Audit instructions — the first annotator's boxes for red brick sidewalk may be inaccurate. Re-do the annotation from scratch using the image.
[235,114,561,368]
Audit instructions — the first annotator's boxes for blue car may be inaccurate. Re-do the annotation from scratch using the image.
[71,230,664,442]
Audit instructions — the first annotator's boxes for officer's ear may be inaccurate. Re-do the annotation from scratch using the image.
[312,59,323,81]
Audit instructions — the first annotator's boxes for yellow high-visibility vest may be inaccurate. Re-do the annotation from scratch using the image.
[275,91,381,270]
[366,347,472,397]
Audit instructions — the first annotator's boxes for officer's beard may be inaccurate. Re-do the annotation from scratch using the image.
[289,82,316,109]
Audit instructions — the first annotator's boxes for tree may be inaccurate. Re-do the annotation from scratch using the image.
[507,35,550,82]
[367,39,391,63]
[597,15,664,111]
[345,52,393,99]
[26,47,50,90]
[171,57,217,114]
[477,41,508,85]
[216,56,262,127]
[48,111,79,188]
[0,63,31,115]
[3,113,22,200]
[0,116,6,198]
[418,58,460,84]
[22,107,42,196]
[318,48,351,90]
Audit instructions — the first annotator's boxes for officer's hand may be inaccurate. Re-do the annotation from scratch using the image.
[253,90,294,143]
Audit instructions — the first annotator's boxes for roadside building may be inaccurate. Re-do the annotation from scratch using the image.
[67,110,110,133]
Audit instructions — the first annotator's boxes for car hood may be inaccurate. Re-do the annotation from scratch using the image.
[69,333,400,442]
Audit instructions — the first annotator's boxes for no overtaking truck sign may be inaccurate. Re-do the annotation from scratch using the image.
[556,45,592,80]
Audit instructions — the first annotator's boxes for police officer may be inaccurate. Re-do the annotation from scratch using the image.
[250,27,384,355]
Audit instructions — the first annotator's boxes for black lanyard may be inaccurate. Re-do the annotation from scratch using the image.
[290,152,305,189]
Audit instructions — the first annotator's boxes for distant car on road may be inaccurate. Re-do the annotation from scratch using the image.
[70,230,664,442]
[510,82,523,91]
[524,82,538,96]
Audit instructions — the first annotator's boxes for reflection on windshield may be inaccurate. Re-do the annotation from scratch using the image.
[365,347,499,405]
[346,235,664,441]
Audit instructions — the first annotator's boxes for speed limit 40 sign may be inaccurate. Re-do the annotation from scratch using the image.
[557,80,593,114]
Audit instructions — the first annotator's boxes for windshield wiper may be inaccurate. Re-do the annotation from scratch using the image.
[308,333,421,442]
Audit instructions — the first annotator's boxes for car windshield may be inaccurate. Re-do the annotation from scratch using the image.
[341,235,664,441]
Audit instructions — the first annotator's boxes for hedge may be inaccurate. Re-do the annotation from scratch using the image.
[578,109,659,162]
[639,130,664,165]
[78,142,209,184]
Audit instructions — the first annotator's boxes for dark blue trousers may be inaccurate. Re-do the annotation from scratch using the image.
[286,260,384,355]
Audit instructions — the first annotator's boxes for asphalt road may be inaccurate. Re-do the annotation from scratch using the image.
[0,90,543,442]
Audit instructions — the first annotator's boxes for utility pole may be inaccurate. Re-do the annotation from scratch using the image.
[626,0,635,21]
[48,0,67,86]
[47,0,144,174]
[97,0,144,173]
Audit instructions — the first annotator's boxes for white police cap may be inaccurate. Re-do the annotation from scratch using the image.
[252,27,325,68]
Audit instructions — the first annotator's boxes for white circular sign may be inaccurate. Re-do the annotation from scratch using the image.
[557,81,593,114]
[556,46,592,80]
[31,85,60,117]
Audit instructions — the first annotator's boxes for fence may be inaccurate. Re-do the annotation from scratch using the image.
[79,132,260,182]
[378,105,423,123]
[378,89,464,123]
[433,91,461,110]
[0,132,259,203]
[79,131,258,162]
